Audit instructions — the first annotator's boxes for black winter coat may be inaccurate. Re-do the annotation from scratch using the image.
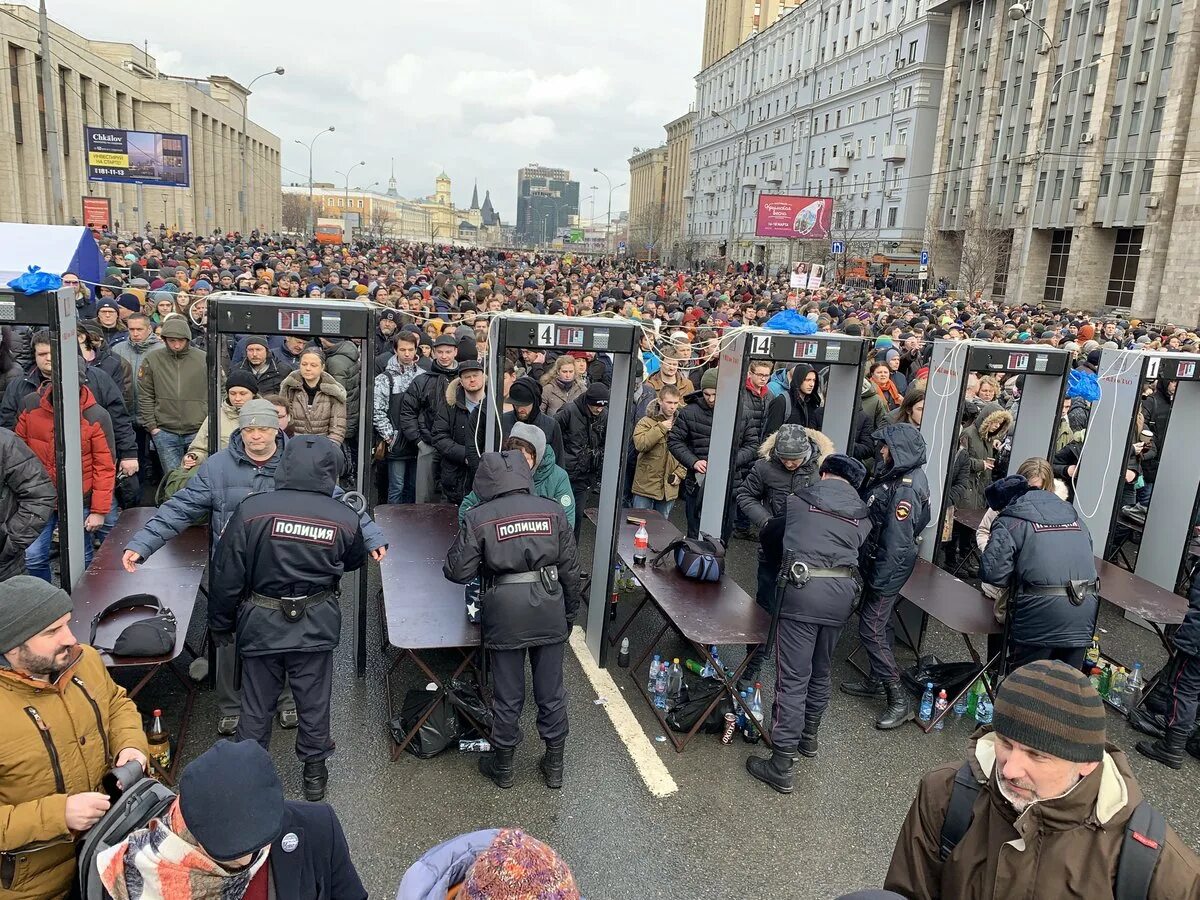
[432,377,480,505]
[763,363,825,437]
[861,424,931,596]
[0,364,136,461]
[444,452,584,650]
[1176,577,1200,658]
[398,360,458,446]
[667,389,758,475]
[464,379,566,478]
[734,429,827,528]
[265,801,367,900]
[0,426,55,580]
[555,394,608,489]
[209,436,367,656]
[980,489,1098,649]
[761,479,872,625]
[234,354,293,396]
[1140,380,1173,483]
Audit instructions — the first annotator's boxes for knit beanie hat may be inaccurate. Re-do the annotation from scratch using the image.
[238,398,280,429]
[994,660,1106,763]
[700,368,719,391]
[0,576,74,654]
[225,369,259,396]
[243,335,269,351]
[463,829,580,900]
[774,424,812,462]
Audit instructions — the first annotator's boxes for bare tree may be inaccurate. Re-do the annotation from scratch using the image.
[957,208,1010,301]
[281,193,314,234]
[629,202,670,260]
[368,204,394,240]
[923,204,957,290]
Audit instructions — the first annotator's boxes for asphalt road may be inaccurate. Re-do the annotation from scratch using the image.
[121,510,1199,900]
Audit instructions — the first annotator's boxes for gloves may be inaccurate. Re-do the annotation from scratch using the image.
[211,630,235,648]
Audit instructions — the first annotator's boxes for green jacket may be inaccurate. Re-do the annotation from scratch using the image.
[136,343,208,434]
[459,445,576,528]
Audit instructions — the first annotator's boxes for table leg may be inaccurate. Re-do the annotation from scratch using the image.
[917,635,1000,734]
[694,640,774,751]
[389,650,483,760]
[627,621,682,751]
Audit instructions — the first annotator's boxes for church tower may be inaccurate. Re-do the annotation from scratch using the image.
[435,172,452,206]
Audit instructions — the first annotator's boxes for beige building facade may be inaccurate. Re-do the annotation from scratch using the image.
[0,5,281,235]
[702,0,804,69]
[283,184,431,241]
[664,111,696,261]
[627,145,668,257]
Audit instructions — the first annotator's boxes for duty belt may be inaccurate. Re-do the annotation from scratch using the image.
[249,588,336,623]
[786,563,855,587]
[493,565,559,593]
[1022,580,1100,596]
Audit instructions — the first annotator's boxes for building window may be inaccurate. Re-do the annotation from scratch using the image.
[993,232,1014,299]
[1052,169,1065,200]
[1128,99,1143,135]
[1099,164,1112,195]
[58,67,69,157]
[1109,105,1122,138]
[1141,161,1155,192]
[1070,166,1082,198]
[1118,161,1134,195]
[887,206,898,227]
[1037,171,1048,200]
[8,44,22,145]
[1163,31,1176,68]
[1118,44,1131,78]
[1105,227,1143,308]
[1060,114,1073,146]
[902,86,913,107]
[34,64,47,151]
[868,135,876,156]
[1151,95,1165,132]
[1044,229,1073,304]
[874,208,881,228]
[861,209,868,228]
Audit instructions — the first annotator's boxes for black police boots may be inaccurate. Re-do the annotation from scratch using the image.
[302,760,328,801]
[1136,726,1189,769]
[479,747,515,789]
[746,750,795,794]
[539,740,565,789]
[1188,728,1200,761]
[876,681,914,730]
[798,715,821,758]
[840,677,885,698]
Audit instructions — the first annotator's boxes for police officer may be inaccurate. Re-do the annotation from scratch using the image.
[209,433,368,802]
[840,423,931,730]
[747,454,872,794]
[444,450,584,790]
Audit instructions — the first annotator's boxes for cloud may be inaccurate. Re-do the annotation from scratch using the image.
[449,67,611,109]
[476,115,557,146]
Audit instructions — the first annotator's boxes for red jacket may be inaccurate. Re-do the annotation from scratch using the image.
[15,385,116,515]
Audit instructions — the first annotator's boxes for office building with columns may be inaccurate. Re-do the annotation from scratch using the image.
[928,0,1199,320]
[627,145,668,258]
[687,0,949,270]
[0,4,280,234]
[702,0,806,69]
[664,110,697,262]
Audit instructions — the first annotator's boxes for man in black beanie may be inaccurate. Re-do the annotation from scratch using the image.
[97,740,365,900]
[556,382,610,540]
[886,660,1200,899]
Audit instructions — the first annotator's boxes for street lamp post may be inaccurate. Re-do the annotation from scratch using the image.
[296,126,335,238]
[337,161,366,228]
[239,67,285,234]
[712,108,749,261]
[1007,3,1056,53]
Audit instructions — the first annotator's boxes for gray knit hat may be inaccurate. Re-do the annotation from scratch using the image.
[774,424,812,462]
[238,398,280,429]
[994,660,1106,763]
[509,422,546,466]
[0,576,74,654]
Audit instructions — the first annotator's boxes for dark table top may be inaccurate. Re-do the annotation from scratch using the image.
[953,508,986,532]
[70,566,205,667]
[376,504,479,650]
[902,558,1002,636]
[604,509,769,645]
[1095,558,1187,626]
[89,507,209,571]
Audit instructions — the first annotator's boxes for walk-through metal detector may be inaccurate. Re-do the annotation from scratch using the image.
[1075,349,1200,592]
[207,294,376,676]
[920,340,1071,560]
[485,313,639,666]
[702,329,868,537]
[1,286,86,588]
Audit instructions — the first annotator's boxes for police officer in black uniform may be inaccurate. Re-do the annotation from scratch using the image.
[746,454,872,794]
[444,450,584,790]
[210,433,369,801]
[840,423,931,730]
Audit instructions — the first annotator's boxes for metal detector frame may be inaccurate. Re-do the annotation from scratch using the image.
[207,293,377,676]
[1075,349,1200,593]
[1,287,86,588]
[920,340,1071,559]
[702,329,868,538]
[485,313,639,666]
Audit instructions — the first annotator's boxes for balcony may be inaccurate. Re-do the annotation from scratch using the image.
[764,173,783,186]
[682,189,695,200]
[828,157,850,173]
[883,143,908,162]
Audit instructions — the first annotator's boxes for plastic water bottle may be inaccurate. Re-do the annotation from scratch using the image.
[735,691,748,730]
[667,659,683,706]
[953,690,968,719]
[1110,667,1129,710]
[918,682,935,723]
[751,683,765,735]
[975,691,993,726]
[647,655,661,694]
[1126,662,1145,710]
[933,690,949,731]
[711,646,724,672]
[654,664,669,709]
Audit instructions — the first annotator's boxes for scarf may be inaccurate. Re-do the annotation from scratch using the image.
[98,799,270,900]
[555,377,575,392]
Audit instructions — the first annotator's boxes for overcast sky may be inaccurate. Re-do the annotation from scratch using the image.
[43,0,704,225]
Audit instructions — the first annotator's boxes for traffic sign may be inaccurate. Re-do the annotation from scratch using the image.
[920,249,929,266]
[831,240,845,254]
[618,241,626,249]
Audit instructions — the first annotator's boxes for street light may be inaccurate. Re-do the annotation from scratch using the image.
[238,66,285,234]
[1008,3,1055,53]
[296,126,335,238]
[593,167,616,250]
[337,161,366,210]
[712,108,750,259]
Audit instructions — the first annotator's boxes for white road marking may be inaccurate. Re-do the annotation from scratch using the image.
[568,626,678,798]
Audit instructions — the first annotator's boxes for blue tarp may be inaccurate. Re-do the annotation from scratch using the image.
[0,223,105,289]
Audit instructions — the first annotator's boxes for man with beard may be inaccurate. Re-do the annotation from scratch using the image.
[0,577,148,900]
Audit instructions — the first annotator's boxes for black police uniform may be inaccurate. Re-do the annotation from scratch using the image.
[749,475,871,791]
[209,435,367,799]
[843,424,930,729]
[444,451,584,789]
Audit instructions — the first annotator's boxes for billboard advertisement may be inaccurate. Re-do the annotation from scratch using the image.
[85,126,190,187]
[81,196,112,230]
[755,194,834,239]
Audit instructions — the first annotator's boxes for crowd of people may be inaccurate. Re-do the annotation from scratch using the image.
[1,228,1200,899]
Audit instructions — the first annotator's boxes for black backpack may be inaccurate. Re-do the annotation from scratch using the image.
[77,772,176,899]
[939,762,1165,900]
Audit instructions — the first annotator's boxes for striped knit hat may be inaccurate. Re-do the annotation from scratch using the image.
[994,660,1106,763]
[463,829,579,900]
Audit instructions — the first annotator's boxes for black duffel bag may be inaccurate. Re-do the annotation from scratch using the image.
[390,688,459,758]
[901,655,982,699]
[665,680,731,734]
[447,674,493,740]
